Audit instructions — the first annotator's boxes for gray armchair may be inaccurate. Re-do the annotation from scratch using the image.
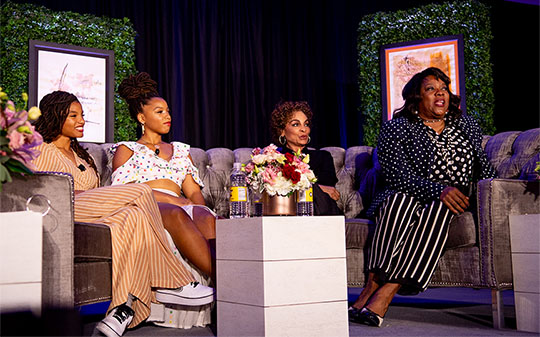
[1,172,112,308]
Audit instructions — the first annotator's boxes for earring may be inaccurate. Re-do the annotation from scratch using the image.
[141,123,145,134]
[279,135,286,145]
[413,110,419,115]
[307,136,311,144]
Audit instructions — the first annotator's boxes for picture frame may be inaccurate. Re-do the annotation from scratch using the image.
[28,40,115,143]
[379,35,466,122]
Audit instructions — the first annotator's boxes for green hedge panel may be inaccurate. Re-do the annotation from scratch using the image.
[358,0,495,147]
[0,1,137,141]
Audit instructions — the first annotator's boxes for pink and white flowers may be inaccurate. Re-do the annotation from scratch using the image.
[0,88,43,189]
[244,144,317,196]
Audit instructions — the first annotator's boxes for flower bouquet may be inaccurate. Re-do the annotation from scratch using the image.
[244,144,317,197]
[0,88,43,190]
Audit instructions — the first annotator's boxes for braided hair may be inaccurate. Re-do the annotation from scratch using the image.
[35,91,98,174]
[118,72,161,122]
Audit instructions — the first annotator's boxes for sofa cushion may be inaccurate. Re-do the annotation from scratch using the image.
[484,131,521,178]
[82,143,114,186]
[446,212,476,249]
[234,147,254,164]
[484,129,540,178]
[74,261,112,306]
[345,218,373,249]
[520,153,540,180]
[74,222,112,262]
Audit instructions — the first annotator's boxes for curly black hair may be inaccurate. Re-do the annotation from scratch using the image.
[118,72,161,121]
[394,67,462,121]
[269,100,313,144]
[34,91,98,174]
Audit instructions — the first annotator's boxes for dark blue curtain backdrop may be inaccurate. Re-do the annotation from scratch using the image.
[12,0,540,148]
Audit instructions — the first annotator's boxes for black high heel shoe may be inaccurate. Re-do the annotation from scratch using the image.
[348,307,384,327]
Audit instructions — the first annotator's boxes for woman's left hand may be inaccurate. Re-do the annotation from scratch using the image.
[440,186,469,214]
[319,185,340,201]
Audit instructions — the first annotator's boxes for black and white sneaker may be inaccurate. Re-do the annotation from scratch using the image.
[156,282,215,306]
[96,304,134,337]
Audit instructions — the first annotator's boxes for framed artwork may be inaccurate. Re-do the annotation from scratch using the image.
[379,35,466,122]
[28,40,115,143]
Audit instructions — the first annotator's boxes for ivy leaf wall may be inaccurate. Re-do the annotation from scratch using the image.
[0,1,137,142]
[358,0,495,147]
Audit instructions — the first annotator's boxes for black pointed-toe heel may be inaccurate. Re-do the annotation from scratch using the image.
[358,307,384,327]
[348,306,363,323]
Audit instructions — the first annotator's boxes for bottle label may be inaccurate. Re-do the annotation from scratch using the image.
[297,187,313,202]
[230,186,248,202]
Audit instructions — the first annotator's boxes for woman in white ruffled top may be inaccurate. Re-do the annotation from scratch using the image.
[111,72,216,329]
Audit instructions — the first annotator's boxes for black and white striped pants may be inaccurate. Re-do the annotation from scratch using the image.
[368,192,454,293]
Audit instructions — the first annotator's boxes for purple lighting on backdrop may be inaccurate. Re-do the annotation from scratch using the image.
[504,0,539,5]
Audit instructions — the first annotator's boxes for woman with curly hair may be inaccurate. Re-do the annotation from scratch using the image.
[111,72,217,329]
[348,67,496,327]
[32,91,214,337]
[269,100,342,215]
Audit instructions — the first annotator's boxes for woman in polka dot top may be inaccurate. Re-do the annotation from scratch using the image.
[349,67,497,327]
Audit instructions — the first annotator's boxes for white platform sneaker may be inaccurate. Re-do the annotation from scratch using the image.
[156,282,215,306]
[96,304,134,337]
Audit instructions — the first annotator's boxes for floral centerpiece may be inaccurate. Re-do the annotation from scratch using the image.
[0,88,43,190]
[244,144,317,197]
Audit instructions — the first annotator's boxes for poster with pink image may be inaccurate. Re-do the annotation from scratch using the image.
[380,35,466,122]
[37,50,107,143]
[29,40,115,143]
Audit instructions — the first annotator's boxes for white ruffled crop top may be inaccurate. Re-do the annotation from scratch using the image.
[110,141,204,189]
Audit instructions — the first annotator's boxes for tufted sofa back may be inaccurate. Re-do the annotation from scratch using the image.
[482,129,540,180]
[82,128,539,219]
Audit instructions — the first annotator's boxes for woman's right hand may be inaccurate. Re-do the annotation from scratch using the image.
[440,186,469,214]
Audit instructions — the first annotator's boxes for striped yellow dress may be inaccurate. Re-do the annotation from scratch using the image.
[32,142,196,327]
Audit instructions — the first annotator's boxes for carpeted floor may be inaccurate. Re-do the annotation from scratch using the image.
[79,288,537,337]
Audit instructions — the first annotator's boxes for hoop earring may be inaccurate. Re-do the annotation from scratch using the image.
[307,136,311,144]
[141,123,145,134]
[279,135,286,145]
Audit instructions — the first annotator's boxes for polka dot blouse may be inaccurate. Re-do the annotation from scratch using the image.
[110,141,204,189]
[367,115,497,216]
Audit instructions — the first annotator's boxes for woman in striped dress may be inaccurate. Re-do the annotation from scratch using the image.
[32,91,214,337]
[348,68,496,327]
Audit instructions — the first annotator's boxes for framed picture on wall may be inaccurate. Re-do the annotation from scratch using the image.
[379,35,466,122]
[28,40,115,143]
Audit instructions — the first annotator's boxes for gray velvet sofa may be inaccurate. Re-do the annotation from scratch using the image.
[1,128,538,328]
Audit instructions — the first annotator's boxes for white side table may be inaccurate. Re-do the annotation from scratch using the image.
[0,211,43,316]
[216,216,349,337]
[509,214,540,333]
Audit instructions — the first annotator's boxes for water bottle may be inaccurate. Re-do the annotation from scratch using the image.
[251,191,263,217]
[229,162,248,218]
[297,186,314,216]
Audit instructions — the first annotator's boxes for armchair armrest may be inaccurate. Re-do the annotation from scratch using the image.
[1,172,76,308]
[477,178,540,289]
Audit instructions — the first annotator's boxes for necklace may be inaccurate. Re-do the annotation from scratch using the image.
[421,118,444,123]
[139,139,162,155]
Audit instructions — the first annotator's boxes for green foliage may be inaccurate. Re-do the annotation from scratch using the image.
[357,0,495,146]
[0,1,137,141]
